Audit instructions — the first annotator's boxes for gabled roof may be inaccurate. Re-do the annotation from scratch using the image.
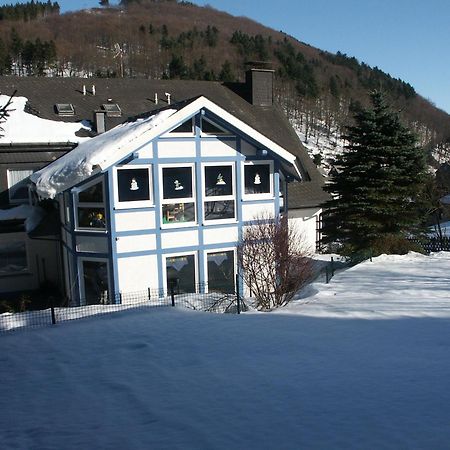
[0,76,328,207]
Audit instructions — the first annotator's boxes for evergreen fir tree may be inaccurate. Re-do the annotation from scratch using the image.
[322,91,427,257]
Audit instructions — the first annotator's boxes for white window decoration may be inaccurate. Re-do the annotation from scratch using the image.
[161,166,196,225]
[115,166,152,209]
[203,164,235,222]
[7,169,34,203]
[206,249,235,293]
[243,161,273,198]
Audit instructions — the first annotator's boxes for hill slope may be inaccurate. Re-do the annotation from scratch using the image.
[0,0,449,167]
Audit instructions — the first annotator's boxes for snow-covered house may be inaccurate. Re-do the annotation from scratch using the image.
[0,74,328,301]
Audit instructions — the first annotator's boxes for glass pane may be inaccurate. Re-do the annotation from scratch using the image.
[118,168,150,202]
[204,165,233,197]
[162,203,195,224]
[244,164,271,195]
[78,181,104,203]
[163,167,193,199]
[170,119,193,133]
[202,119,228,134]
[8,169,33,202]
[82,260,109,305]
[204,200,235,221]
[207,250,235,293]
[78,207,106,229]
[0,241,27,275]
[166,254,196,293]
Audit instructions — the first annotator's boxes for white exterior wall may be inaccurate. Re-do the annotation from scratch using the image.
[117,254,158,298]
[288,207,322,253]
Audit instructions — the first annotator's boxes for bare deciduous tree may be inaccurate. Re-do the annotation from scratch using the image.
[238,213,313,310]
[0,90,16,138]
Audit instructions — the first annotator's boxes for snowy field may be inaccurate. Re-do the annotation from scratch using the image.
[1,252,450,449]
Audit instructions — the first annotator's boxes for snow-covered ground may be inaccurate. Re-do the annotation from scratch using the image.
[1,252,450,449]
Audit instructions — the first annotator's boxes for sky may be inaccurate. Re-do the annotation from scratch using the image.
[6,0,450,114]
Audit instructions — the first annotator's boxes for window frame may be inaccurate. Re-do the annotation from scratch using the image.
[202,162,236,224]
[166,118,195,136]
[205,247,236,294]
[7,168,34,204]
[164,251,198,294]
[0,240,29,277]
[200,117,231,136]
[242,160,274,200]
[160,163,196,227]
[113,165,153,210]
[78,257,111,305]
[74,178,107,232]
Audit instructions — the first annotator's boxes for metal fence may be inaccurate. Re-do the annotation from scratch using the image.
[0,282,246,334]
[408,237,450,254]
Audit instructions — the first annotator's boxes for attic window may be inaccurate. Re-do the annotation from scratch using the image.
[102,103,122,117]
[55,103,75,116]
[170,118,193,134]
[201,118,230,135]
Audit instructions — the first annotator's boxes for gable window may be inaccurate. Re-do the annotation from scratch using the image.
[162,166,195,225]
[244,161,273,197]
[166,254,196,293]
[207,250,235,293]
[7,169,34,204]
[116,166,152,208]
[0,241,28,276]
[169,118,194,134]
[201,118,230,135]
[203,164,235,222]
[75,179,107,231]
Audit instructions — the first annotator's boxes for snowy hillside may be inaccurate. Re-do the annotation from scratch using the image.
[1,252,450,449]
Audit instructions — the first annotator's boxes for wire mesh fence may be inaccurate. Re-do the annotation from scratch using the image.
[0,282,247,334]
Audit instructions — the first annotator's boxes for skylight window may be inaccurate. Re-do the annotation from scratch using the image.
[102,103,122,117]
[55,103,75,116]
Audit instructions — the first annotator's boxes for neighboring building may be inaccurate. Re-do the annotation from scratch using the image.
[0,73,328,300]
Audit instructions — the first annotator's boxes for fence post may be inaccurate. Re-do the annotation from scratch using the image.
[170,286,175,307]
[50,296,56,325]
[325,266,330,284]
[330,256,335,277]
[148,287,151,301]
[235,273,241,314]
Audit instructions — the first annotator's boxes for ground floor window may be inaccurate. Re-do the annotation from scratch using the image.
[207,250,235,293]
[81,260,109,305]
[0,241,27,275]
[166,254,196,293]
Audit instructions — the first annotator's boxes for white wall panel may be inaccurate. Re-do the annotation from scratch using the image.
[200,139,237,157]
[242,202,275,221]
[158,140,196,158]
[203,226,239,245]
[135,145,153,159]
[161,229,198,249]
[288,207,322,253]
[116,234,156,254]
[117,255,158,298]
[114,210,156,232]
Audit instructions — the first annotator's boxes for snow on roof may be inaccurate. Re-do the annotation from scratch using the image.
[0,204,45,232]
[0,95,90,144]
[31,108,176,199]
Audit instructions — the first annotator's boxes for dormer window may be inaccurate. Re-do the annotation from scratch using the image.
[102,103,122,117]
[55,103,75,116]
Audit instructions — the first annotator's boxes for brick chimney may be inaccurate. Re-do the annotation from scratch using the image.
[246,68,274,106]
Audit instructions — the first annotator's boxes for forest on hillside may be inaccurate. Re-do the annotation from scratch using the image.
[0,0,449,165]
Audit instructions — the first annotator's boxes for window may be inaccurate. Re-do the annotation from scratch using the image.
[75,180,107,231]
[102,103,122,117]
[166,254,196,293]
[170,118,193,134]
[7,169,34,203]
[55,103,75,116]
[207,250,235,293]
[0,241,28,276]
[162,166,195,225]
[201,118,230,135]
[81,259,109,305]
[244,162,272,196]
[203,164,235,222]
[116,166,152,207]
